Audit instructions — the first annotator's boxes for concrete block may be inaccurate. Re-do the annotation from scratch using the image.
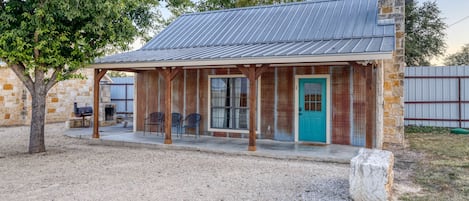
[350,148,394,201]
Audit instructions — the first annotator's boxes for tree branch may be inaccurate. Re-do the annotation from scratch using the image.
[34,31,40,61]
[46,69,60,91]
[9,63,34,93]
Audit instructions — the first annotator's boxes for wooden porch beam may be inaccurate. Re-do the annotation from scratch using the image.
[106,68,139,73]
[155,67,182,144]
[93,69,108,138]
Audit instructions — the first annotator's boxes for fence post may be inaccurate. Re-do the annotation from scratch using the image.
[459,78,462,128]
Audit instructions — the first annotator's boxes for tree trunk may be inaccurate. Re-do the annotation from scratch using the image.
[28,78,47,153]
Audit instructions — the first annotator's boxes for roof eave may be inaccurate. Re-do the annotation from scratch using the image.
[89,52,393,69]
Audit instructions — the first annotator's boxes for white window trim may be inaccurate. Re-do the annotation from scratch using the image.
[207,74,261,134]
[294,75,331,144]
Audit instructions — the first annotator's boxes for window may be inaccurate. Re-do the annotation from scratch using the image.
[210,76,257,130]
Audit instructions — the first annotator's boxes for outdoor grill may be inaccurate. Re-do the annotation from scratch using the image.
[73,102,93,127]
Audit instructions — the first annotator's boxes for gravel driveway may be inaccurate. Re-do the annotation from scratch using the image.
[0,123,350,201]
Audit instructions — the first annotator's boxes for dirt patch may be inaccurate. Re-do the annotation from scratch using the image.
[391,144,424,199]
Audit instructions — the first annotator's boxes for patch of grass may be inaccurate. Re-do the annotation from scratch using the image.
[401,130,469,200]
[405,125,451,134]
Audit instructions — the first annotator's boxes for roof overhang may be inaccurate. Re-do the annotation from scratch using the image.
[89,52,392,69]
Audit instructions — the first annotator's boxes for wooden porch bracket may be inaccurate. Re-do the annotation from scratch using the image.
[93,69,108,138]
[155,67,182,144]
[237,64,270,151]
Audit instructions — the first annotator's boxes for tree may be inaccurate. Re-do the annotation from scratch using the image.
[445,44,469,66]
[197,0,301,11]
[0,0,159,153]
[405,0,446,66]
[165,0,302,18]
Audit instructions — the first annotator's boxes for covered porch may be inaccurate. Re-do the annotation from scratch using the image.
[91,62,383,151]
[66,123,360,163]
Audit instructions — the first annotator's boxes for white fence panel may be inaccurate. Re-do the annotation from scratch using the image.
[405,66,469,128]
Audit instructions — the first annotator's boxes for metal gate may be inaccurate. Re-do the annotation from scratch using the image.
[107,77,134,117]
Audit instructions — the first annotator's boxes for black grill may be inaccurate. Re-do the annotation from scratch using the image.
[73,102,93,127]
[74,102,93,117]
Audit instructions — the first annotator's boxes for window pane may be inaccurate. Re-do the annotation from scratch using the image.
[210,77,252,129]
[304,83,322,112]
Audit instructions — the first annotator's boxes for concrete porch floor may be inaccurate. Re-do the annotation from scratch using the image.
[64,123,361,164]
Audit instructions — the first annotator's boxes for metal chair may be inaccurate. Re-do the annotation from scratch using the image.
[143,112,164,136]
[182,113,201,138]
[172,113,183,138]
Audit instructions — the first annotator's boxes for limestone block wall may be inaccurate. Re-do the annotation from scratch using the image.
[0,68,97,126]
[378,0,405,147]
[0,68,27,126]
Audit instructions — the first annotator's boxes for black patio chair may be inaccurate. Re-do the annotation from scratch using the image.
[172,112,183,138]
[143,112,164,136]
[182,113,201,138]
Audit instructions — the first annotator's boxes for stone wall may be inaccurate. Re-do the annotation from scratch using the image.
[378,0,405,147]
[0,67,108,126]
[0,68,27,126]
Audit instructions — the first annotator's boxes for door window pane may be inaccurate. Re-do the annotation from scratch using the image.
[303,83,322,111]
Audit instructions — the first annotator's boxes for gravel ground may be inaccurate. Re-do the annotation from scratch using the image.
[0,123,350,201]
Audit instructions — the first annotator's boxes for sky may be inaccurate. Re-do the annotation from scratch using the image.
[432,0,469,65]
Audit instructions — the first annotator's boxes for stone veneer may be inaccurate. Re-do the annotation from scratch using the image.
[0,67,110,126]
[378,0,405,147]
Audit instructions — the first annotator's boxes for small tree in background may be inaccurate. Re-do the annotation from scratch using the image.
[0,0,159,153]
[445,44,469,66]
[405,0,446,66]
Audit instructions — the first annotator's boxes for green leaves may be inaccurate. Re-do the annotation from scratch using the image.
[0,0,160,85]
[445,44,469,66]
[405,0,447,66]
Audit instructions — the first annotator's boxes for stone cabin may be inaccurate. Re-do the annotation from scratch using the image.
[100,0,404,151]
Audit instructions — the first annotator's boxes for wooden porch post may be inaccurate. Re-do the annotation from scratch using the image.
[93,69,108,138]
[237,64,269,151]
[365,64,375,148]
[156,67,182,144]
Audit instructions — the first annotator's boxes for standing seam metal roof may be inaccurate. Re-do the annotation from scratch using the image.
[95,0,395,65]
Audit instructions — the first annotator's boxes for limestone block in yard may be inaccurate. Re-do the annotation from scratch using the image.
[349,148,394,201]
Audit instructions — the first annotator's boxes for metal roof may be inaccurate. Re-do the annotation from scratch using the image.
[94,0,395,67]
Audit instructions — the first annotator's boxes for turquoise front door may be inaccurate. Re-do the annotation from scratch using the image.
[298,78,327,142]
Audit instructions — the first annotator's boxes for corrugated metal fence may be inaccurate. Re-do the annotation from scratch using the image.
[108,77,134,117]
[405,66,469,128]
